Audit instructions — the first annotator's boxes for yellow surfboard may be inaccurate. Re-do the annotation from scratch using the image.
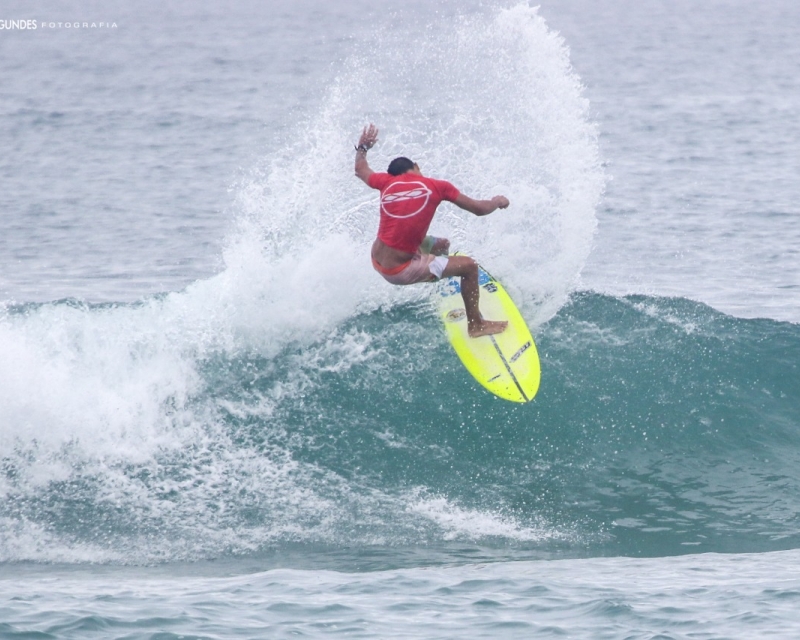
[437,263,540,402]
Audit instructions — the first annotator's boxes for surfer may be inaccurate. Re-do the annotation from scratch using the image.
[355,124,509,338]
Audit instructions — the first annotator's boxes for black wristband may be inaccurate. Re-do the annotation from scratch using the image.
[355,144,368,153]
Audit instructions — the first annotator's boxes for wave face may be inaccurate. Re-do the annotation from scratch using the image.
[2,292,798,566]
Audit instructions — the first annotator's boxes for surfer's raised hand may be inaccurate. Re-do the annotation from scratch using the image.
[357,124,379,150]
[492,196,510,209]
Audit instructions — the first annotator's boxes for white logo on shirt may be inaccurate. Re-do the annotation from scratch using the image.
[381,181,432,219]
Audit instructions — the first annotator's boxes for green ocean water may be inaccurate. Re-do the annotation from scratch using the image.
[3,292,798,569]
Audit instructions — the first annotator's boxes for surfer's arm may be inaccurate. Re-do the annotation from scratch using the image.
[453,193,510,216]
[354,124,379,185]
[354,148,373,184]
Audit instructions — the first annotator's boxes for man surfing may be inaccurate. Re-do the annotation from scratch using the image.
[354,123,509,338]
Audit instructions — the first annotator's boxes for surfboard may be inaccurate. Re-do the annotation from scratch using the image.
[437,263,540,403]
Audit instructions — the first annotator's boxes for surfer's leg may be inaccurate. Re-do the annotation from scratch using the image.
[441,256,507,338]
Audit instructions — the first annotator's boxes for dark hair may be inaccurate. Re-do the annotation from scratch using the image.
[387,157,415,176]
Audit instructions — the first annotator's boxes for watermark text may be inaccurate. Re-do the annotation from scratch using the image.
[1,19,118,30]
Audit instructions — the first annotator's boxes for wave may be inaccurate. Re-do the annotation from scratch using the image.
[1,291,798,566]
[4,3,796,569]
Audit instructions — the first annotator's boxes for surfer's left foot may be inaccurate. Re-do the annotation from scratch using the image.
[468,319,508,338]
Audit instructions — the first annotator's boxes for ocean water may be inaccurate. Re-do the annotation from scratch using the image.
[1,0,799,637]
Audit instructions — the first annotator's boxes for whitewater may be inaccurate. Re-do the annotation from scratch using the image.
[1,0,799,637]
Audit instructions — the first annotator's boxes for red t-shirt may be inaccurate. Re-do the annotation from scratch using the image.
[368,172,460,254]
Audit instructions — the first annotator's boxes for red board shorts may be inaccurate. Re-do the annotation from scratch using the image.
[371,237,450,285]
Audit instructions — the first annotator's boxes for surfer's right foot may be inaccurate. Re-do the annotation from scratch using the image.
[468,319,508,338]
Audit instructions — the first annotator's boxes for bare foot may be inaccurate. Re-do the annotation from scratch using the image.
[468,319,508,338]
